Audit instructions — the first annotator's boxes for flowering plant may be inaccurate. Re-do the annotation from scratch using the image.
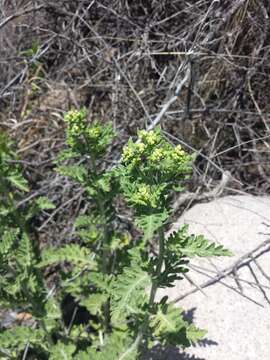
[0,110,231,359]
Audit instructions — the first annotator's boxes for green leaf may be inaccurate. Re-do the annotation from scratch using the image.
[54,148,78,164]
[16,232,35,268]
[39,244,95,269]
[35,196,56,210]
[7,173,29,192]
[186,324,207,345]
[168,225,233,258]
[150,302,205,347]
[135,210,169,241]
[57,164,88,183]
[49,342,76,360]
[43,297,62,332]
[0,327,47,356]
[77,332,138,360]
[80,292,108,315]
[110,257,151,324]
[150,303,185,338]
[75,214,101,243]
[0,228,20,256]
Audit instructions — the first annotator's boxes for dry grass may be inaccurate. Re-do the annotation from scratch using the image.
[0,0,270,242]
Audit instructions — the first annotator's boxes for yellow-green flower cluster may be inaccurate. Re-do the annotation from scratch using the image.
[64,108,87,147]
[171,145,186,161]
[85,124,101,141]
[132,184,159,208]
[148,147,165,162]
[63,108,114,156]
[119,127,193,211]
[64,108,87,129]
[136,184,151,203]
[122,142,145,166]
[122,129,161,166]
[110,232,131,250]
[122,128,191,174]
[138,129,160,146]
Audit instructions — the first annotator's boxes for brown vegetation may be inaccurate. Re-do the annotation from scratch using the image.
[1,0,270,242]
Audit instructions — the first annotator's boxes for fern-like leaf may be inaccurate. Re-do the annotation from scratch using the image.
[0,228,19,256]
[16,232,35,268]
[168,225,232,258]
[75,214,102,244]
[150,302,205,347]
[110,257,151,325]
[57,164,88,184]
[186,323,207,345]
[42,297,62,332]
[0,327,47,357]
[49,342,76,360]
[7,173,29,192]
[76,332,138,360]
[135,210,169,241]
[80,293,108,315]
[39,244,95,269]
[35,196,56,210]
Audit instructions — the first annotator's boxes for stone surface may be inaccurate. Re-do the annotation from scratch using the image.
[158,195,270,360]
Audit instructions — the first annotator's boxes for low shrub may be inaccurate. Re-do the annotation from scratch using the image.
[0,109,231,359]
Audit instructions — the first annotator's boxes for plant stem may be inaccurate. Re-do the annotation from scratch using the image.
[90,154,110,331]
[138,227,165,353]
[149,228,165,308]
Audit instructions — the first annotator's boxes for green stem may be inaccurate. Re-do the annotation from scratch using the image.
[149,228,165,308]
[138,227,165,353]
[89,154,110,330]
[89,155,109,271]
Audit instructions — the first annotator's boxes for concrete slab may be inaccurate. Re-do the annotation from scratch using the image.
[158,195,270,360]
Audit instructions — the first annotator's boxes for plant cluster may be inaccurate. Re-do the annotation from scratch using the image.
[0,109,231,359]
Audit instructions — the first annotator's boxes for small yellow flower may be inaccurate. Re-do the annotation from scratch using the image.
[138,129,159,145]
[122,145,134,161]
[175,145,185,156]
[138,130,148,139]
[171,144,186,161]
[137,184,151,201]
[136,142,146,153]
[146,131,158,145]
[149,148,164,162]
[87,126,100,138]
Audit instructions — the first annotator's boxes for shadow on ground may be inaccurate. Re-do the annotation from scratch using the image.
[141,345,206,360]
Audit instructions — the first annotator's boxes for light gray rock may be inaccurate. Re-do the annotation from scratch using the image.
[158,195,270,360]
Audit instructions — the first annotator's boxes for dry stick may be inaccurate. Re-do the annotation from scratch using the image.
[0,4,46,30]
[38,189,85,231]
[0,40,52,98]
[183,273,208,298]
[247,75,270,132]
[147,63,191,131]
[185,262,264,307]
[22,342,30,360]
[247,263,270,306]
[62,8,152,124]
[253,258,270,282]
[162,108,270,117]
[232,269,244,293]
[172,239,270,303]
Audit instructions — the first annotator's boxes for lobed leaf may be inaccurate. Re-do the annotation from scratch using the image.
[110,257,151,325]
[135,210,169,242]
[150,302,206,347]
[39,244,95,269]
[168,225,233,258]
